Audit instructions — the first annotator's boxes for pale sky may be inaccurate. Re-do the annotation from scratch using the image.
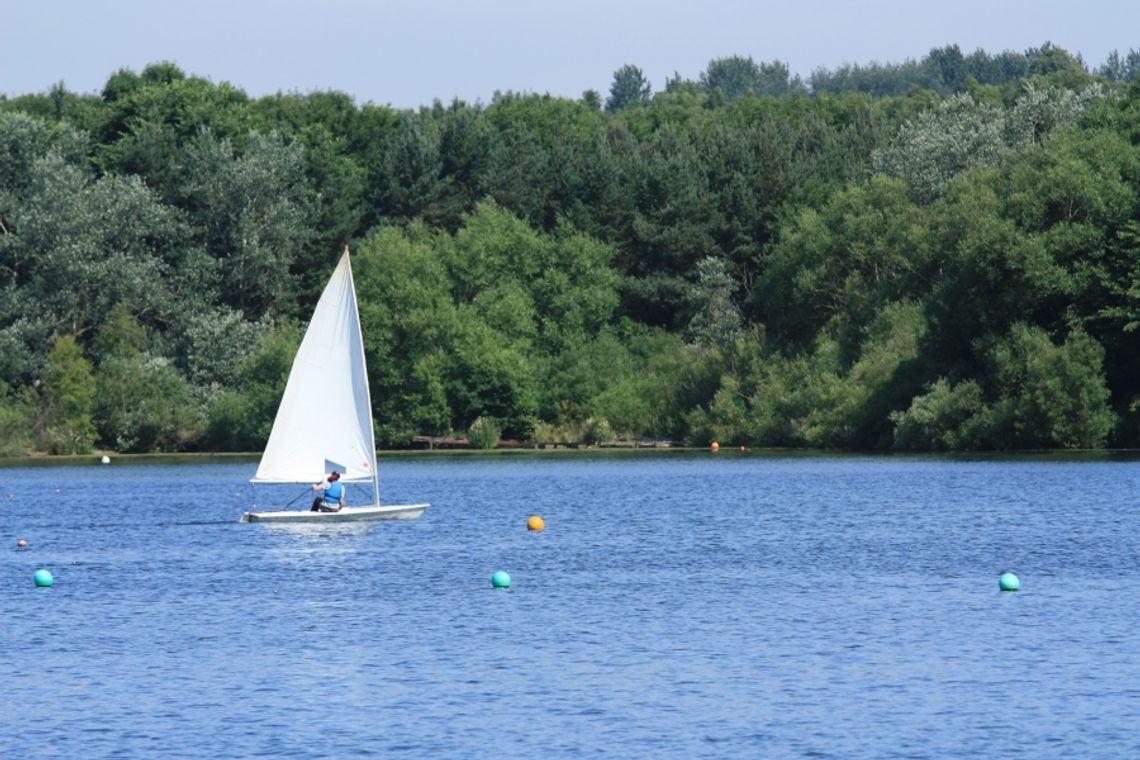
[2,1,1137,109]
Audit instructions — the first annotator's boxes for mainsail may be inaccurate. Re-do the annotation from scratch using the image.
[251,249,378,486]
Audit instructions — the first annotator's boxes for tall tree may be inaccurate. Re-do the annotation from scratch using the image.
[684,257,743,350]
[0,382,36,456]
[367,111,447,227]
[92,302,199,451]
[926,44,967,93]
[39,335,97,454]
[1096,49,1140,83]
[606,64,652,112]
[701,56,762,100]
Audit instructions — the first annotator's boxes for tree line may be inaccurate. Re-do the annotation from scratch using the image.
[1,42,1139,455]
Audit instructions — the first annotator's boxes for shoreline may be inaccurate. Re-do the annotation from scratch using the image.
[3,446,1140,469]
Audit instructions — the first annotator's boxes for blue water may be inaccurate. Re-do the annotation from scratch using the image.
[4,452,1140,758]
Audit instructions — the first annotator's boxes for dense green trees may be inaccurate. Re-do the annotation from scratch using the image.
[354,202,620,445]
[1,43,1137,455]
[891,325,1116,451]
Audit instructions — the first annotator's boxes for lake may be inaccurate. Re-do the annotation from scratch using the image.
[3,452,1140,758]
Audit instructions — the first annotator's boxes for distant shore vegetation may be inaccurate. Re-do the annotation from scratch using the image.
[3,42,1140,455]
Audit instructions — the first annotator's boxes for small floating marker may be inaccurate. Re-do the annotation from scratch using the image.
[33,569,54,588]
[710,441,720,452]
[101,455,111,464]
[491,570,511,589]
[739,445,748,452]
[17,538,28,549]
[999,572,1020,592]
[527,515,545,532]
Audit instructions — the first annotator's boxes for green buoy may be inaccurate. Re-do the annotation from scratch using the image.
[33,569,54,588]
[491,570,511,589]
[999,572,1020,592]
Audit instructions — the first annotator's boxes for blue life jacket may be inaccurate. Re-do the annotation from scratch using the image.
[323,480,344,505]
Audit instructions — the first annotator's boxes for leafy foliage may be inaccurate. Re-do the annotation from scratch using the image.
[466,416,502,449]
[891,378,988,451]
[985,324,1115,448]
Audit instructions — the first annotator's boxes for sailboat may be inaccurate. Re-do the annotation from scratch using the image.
[239,248,429,524]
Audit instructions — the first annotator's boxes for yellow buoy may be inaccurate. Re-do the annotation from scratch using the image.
[710,441,720,452]
[527,515,545,532]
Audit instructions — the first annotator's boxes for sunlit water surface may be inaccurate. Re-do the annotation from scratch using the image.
[4,452,1140,758]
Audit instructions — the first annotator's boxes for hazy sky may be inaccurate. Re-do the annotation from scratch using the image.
[3,1,1137,109]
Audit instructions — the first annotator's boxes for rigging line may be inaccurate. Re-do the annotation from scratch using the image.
[285,487,312,507]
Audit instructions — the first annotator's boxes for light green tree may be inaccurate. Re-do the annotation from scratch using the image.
[40,335,97,454]
[0,382,35,456]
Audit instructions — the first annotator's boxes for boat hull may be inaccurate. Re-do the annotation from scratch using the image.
[239,503,429,524]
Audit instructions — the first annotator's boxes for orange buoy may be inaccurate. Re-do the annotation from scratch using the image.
[527,515,545,532]
[710,441,719,452]
[17,538,28,549]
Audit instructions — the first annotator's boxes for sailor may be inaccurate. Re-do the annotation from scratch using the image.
[311,470,346,512]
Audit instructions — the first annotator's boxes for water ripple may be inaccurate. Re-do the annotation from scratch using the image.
[3,455,1140,757]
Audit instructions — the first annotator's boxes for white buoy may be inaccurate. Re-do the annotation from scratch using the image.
[101,455,111,464]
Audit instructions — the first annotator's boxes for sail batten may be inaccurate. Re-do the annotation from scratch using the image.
[252,250,378,485]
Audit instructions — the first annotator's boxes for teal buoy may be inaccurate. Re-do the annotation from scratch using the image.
[491,570,511,589]
[33,569,54,588]
[999,572,1020,592]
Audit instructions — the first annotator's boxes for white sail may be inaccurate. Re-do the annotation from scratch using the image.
[251,249,378,485]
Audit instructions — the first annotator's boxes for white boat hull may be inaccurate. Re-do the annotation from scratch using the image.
[239,503,429,524]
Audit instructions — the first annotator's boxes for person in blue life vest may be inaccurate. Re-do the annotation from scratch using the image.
[311,470,346,512]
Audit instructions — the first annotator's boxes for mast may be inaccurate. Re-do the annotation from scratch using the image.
[343,247,382,505]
